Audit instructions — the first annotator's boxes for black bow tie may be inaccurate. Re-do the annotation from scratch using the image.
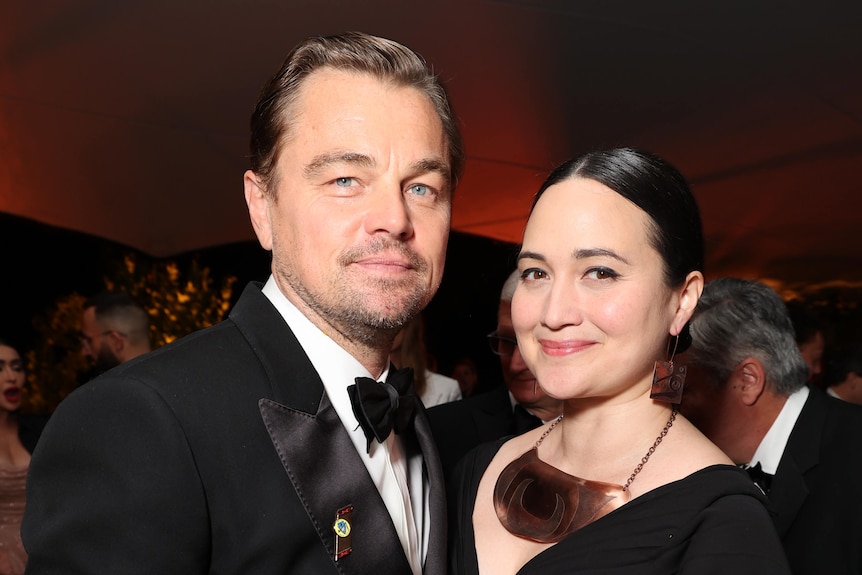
[347,367,418,453]
[744,462,774,494]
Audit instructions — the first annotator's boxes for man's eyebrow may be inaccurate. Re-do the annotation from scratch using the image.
[303,152,375,179]
[411,157,451,182]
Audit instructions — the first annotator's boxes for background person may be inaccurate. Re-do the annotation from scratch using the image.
[450,148,789,574]
[22,31,463,575]
[80,291,151,376]
[824,340,862,404]
[390,313,462,408]
[681,277,862,574]
[0,339,46,575]
[427,269,563,484]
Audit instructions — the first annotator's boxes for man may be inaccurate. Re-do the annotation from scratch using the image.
[23,32,463,575]
[824,341,862,405]
[787,299,826,386]
[80,291,152,375]
[427,270,562,481]
[680,277,862,575]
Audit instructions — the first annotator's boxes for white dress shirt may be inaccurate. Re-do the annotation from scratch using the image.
[262,277,427,574]
[748,386,810,474]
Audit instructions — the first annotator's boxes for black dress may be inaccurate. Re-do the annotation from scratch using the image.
[449,439,791,575]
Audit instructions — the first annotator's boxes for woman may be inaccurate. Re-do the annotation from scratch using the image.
[0,339,35,575]
[449,149,789,574]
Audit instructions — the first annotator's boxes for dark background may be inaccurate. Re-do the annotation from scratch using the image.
[2,212,519,396]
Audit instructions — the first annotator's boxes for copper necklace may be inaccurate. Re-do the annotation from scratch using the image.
[493,407,677,543]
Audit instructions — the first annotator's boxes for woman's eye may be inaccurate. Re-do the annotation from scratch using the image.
[408,184,429,196]
[586,267,618,280]
[520,268,548,281]
[335,177,355,187]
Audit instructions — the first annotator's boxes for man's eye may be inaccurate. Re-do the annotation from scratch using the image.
[335,177,355,187]
[408,184,429,196]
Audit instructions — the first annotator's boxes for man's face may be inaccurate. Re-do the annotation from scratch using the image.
[80,306,121,375]
[246,69,451,347]
[798,331,825,382]
[497,299,556,411]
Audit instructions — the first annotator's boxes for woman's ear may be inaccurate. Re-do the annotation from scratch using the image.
[670,270,704,336]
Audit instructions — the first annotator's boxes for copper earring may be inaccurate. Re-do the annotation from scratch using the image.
[651,335,686,404]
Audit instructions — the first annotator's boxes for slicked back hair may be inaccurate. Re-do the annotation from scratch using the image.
[249,31,464,198]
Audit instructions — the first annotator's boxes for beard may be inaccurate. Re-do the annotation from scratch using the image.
[274,236,435,349]
[90,345,122,377]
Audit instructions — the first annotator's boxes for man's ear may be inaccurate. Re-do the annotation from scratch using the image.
[669,270,704,336]
[733,357,767,406]
[244,170,273,251]
[107,330,126,355]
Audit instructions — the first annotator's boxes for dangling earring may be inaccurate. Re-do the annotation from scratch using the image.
[533,379,537,396]
[651,334,686,404]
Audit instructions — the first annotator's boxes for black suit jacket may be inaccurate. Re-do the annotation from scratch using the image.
[22,283,446,575]
[426,385,521,485]
[769,387,862,574]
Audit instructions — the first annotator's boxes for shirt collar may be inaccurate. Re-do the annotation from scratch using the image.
[749,385,809,474]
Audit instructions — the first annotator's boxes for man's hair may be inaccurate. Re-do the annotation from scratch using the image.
[249,31,464,196]
[687,277,809,395]
[84,291,150,345]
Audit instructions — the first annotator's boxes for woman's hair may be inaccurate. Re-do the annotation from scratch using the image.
[531,147,704,287]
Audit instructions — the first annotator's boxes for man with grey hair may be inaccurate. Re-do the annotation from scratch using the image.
[680,277,862,575]
[24,31,462,574]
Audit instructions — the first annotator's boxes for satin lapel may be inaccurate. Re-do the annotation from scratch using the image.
[260,394,413,575]
[412,407,447,575]
[769,392,823,537]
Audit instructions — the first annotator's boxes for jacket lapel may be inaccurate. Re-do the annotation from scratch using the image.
[769,390,824,537]
[412,408,447,575]
[260,395,413,575]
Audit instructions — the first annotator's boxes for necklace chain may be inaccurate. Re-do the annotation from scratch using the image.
[534,406,678,492]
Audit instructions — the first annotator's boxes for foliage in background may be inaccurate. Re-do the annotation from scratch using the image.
[24,253,236,414]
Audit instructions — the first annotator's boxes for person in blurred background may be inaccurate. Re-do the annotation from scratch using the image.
[390,313,462,408]
[0,338,46,575]
[824,340,862,405]
[681,278,862,574]
[80,291,151,376]
[428,269,563,483]
[786,300,826,387]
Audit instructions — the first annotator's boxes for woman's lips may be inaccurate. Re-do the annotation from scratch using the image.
[538,339,595,357]
[3,388,21,402]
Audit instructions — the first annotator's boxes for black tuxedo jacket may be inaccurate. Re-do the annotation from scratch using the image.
[426,385,520,485]
[22,283,446,575]
[769,387,862,574]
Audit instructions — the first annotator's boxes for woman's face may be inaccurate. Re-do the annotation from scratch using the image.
[0,344,25,412]
[512,177,695,404]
